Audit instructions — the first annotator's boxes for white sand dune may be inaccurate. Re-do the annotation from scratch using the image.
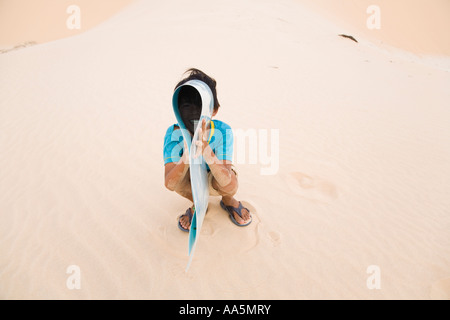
[300,0,450,56]
[0,0,135,50]
[1,0,449,299]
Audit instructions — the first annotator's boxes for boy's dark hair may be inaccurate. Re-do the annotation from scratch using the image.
[174,68,220,112]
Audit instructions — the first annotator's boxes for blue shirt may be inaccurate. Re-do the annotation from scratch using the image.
[163,120,234,165]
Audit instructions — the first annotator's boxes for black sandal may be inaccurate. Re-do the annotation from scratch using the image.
[178,207,194,232]
[220,201,252,227]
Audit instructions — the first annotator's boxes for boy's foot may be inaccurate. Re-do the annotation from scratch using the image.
[220,198,252,226]
[178,207,194,232]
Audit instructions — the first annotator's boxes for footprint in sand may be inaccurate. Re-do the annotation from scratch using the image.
[241,201,260,244]
[200,222,214,236]
[236,202,283,250]
[235,202,282,250]
[285,171,338,203]
[267,231,281,247]
[216,200,263,254]
[166,202,279,255]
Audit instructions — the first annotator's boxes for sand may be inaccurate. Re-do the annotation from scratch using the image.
[0,0,449,299]
[0,0,135,51]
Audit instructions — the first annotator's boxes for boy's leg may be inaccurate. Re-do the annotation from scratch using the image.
[174,169,193,202]
[174,169,195,230]
[209,167,252,225]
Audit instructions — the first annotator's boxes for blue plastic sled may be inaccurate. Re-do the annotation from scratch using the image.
[172,80,214,271]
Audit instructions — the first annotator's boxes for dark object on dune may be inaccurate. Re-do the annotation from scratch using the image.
[338,34,358,43]
[0,41,37,54]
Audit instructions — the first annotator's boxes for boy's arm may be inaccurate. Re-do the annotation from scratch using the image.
[195,119,237,193]
[204,148,236,192]
[164,142,189,191]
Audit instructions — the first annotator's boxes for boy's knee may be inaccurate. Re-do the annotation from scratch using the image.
[165,183,175,192]
[212,173,238,196]
[175,180,191,195]
[169,173,191,195]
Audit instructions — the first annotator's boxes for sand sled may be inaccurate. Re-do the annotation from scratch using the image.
[172,80,214,271]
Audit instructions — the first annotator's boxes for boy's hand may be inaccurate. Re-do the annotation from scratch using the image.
[194,118,210,159]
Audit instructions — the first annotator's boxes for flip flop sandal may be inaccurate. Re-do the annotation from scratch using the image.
[178,207,194,232]
[220,200,252,227]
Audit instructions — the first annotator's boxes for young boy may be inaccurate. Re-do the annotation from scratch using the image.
[163,68,252,231]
